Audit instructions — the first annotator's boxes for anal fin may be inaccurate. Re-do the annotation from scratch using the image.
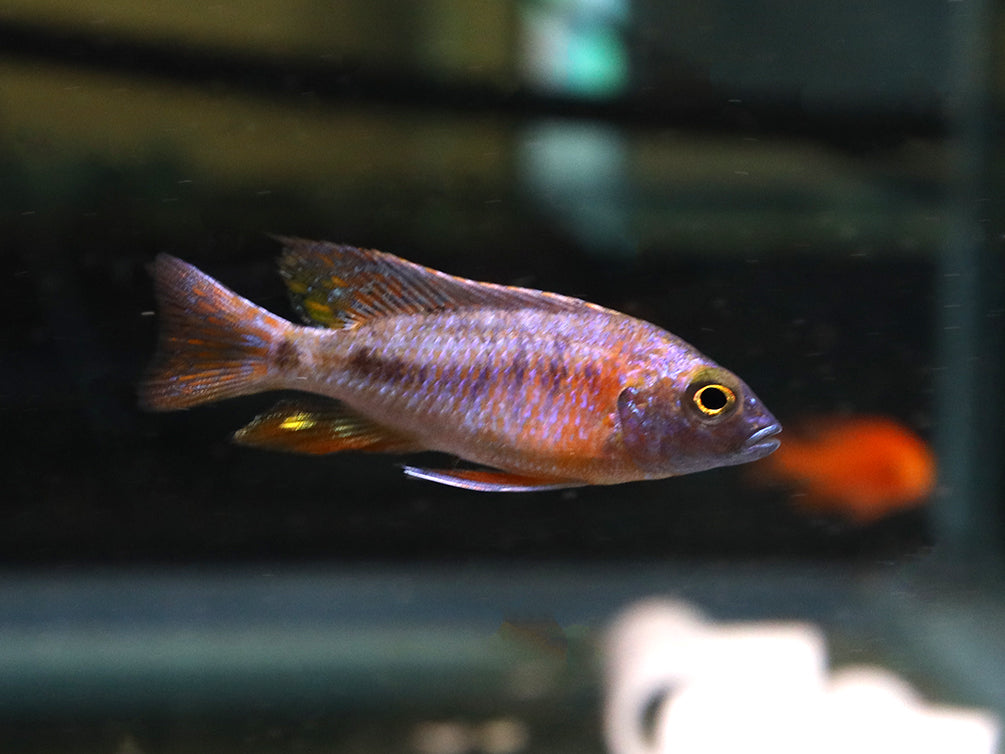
[233,398,420,455]
[402,466,579,492]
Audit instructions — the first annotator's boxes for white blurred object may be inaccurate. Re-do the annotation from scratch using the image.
[823,667,999,754]
[603,599,1000,754]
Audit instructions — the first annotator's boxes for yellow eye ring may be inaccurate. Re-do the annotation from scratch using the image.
[692,383,736,417]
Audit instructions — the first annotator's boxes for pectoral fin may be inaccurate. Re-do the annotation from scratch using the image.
[401,466,578,492]
[234,398,420,455]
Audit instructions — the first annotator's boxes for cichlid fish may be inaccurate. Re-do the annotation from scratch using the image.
[140,238,781,491]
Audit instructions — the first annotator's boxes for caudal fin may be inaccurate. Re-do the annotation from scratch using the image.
[139,254,291,411]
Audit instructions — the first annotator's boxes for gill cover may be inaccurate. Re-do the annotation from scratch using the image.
[617,368,747,476]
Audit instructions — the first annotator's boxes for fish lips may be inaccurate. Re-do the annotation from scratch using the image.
[743,422,782,459]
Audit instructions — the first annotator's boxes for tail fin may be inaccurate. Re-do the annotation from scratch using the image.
[139,254,291,411]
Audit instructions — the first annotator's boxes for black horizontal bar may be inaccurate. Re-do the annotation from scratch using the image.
[0,17,948,145]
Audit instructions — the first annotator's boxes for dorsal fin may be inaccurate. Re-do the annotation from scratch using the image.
[273,236,599,329]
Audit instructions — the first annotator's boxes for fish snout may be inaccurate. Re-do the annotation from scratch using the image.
[743,422,782,459]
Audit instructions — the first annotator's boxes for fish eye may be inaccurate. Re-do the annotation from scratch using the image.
[691,383,737,419]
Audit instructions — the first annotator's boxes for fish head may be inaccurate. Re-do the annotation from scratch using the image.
[617,365,781,477]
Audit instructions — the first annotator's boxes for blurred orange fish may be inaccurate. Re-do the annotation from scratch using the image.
[140,238,780,491]
[751,416,935,523]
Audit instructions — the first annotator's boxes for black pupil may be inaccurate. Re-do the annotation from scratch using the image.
[699,386,728,411]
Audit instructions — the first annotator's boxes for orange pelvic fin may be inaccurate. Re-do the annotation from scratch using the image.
[233,398,420,455]
[401,466,578,492]
[139,254,291,411]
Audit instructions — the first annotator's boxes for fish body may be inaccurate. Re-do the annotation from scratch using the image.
[752,416,935,523]
[140,238,780,491]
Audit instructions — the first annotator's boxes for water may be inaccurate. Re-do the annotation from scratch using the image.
[1,1,1002,751]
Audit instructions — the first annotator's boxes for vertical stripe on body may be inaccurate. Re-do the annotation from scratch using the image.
[335,316,622,459]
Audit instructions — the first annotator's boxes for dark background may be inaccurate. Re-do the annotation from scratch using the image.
[0,0,950,565]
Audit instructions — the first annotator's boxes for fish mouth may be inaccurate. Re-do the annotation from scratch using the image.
[744,422,782,457]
